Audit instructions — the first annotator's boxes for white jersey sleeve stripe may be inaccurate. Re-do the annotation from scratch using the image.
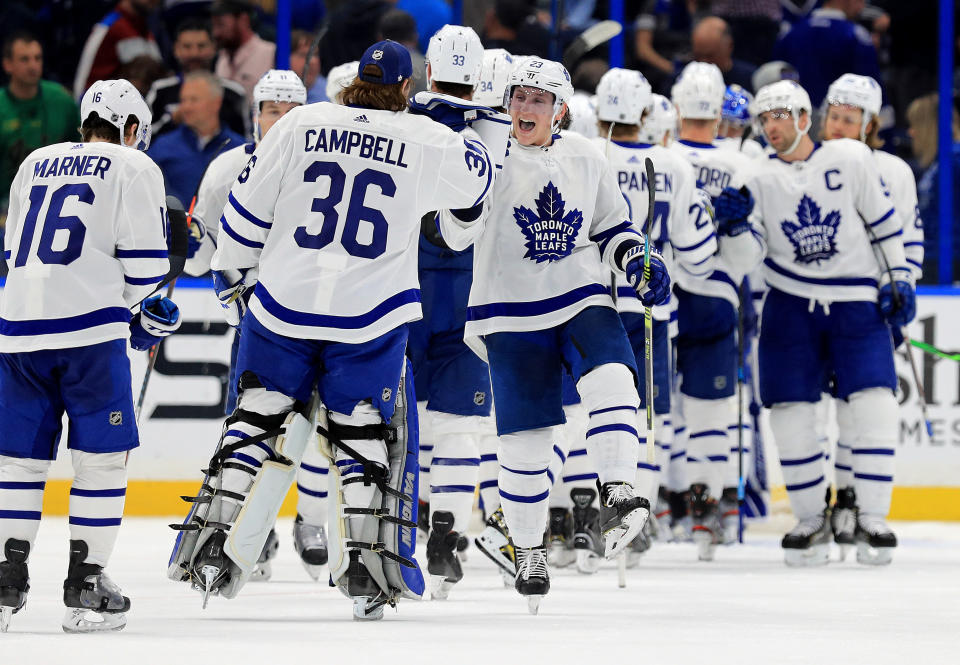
[870,229,902,244]
[673,231,716,253]
[463,139,494,208]
[116,248,168,259]
[220,214,264,249]
[227,192,272,229]
[868,208,896,228]
[123,274,165,286]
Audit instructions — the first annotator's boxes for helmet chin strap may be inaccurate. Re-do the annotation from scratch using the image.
[777,110,810,156]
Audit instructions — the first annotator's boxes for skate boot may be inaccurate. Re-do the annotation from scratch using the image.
[689,484,721,561]
[0,539,30,633]
[417,500,430,542]
[189,529,235,607]
[570,487,604,574]
[249,527,279,582]
[293,514,328,580]
[669,490,692,541]
[346,550,386,621]
[514,545,549,615]
[831,487,857,560]
[456,534,469,562]
[854,514,897,566]
[547,507,576,568]
[475,507,516,586]
[653,486,672,542]
[426,510,463,599]
[62,540,130,633]
[719,487,740,545]
[781,509,831,567]
[599,481,650,559]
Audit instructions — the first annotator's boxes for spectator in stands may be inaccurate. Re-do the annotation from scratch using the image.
[211,0,275,102]
[709,0,781,66]
[289,30,326,103]
[320,0,392,75]
[772,0,882,107]
[147,19,249,139]
[875,0,939,127]
[482,0,550,59]
[378,9,428,95]
[72,0,163,100]
[908,93,960,284]
[0,32,80,219]
[690,16,755,90]
[120,53,167,97]
[632,0,697,94]
[397,0,452,54]
[147,70,244,205]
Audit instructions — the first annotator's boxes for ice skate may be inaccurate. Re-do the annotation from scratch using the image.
[514,545,549,615]
[653,486,672,542]
[293,515,328,580]
[719,487,740,545]
[249,527,279,582]
[189,530,234,608]
[62,541,130,633]
[599,481,650,559]
[688,484,721,561]
[854,514,897,566]
[456,534,469,562]
[0,539,30,633]
[669,490,693,542]
[831,487,857,560]
[546,507,576,568]
[475,507,516,585]
[625,518,653,568]
[570,487,603,574]
[782,510,831,567]
[426,510,463,600]
[346,550,386,621]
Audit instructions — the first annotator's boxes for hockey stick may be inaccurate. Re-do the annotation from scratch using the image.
[909,338,960,362]
[562,20,622,70]
[302,23,329,83]
[642,158,656,467]
[736,280,747,544]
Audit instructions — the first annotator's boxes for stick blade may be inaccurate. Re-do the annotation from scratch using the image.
[562,20,622,69]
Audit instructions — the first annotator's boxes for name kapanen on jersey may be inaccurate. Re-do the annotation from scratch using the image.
[617,170,674,193]
[514,181,583,263]
[781,194,841,264]
[304,127,409,168]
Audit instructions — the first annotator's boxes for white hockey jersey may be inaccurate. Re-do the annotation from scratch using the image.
[591,139,717,321]
[715,135,766,160]
[1,141,169,352]
[875,149,923,280]
[745,139,907,302]
[438,131,645,359]
[211,101,494,343]
[670,138,764,307]
[184,142,255,276]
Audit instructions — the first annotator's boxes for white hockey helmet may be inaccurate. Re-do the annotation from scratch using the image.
[326,61,359,104]
[825,73,882,141]
[425,24,484,88]
[753,79,813,154]
[638,93,678,145]
[566,91,598,138]
[254,69,307,106]
[474,48,514,107]
[80,79,152,150]
[505,57,574,133]
[595,68,652,127]
[671,61,725,120]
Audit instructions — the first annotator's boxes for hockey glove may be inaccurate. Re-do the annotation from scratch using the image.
[186,218,206,260]
[212,267,258,328]
[129,294,181,351]
[625,245,671,307]
[714,186,753,237]
[878,279,916,328]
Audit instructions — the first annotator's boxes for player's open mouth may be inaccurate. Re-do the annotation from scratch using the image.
[518,119,536,133]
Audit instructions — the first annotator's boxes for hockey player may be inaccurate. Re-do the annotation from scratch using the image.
[716,84,764,159]
[592,67,719,564]
[669,62,764,557]
[437,57,671,612]
[474,48,514,110]
[183,69,331,581]
[0,79,181,632]
[405,23,492,600]
[742,79,912,566]
[638,94,677,147]
[168,41,502,620]
[820,73,923,563]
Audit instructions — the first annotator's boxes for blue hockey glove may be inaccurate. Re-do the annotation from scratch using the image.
[625,245,671,307]
[129,294,181,351]
[186,218,206,259]
[714,186,753,237]
[212,267,258,328]
[878,279,916,328]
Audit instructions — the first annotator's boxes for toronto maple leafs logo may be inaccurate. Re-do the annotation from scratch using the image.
[514,181,583,263]
[780,195,841,264]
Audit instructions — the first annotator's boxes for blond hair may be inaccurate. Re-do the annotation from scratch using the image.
[907,93,960,169]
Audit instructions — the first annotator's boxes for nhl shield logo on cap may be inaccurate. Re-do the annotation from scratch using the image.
[109,411,123,426]
[373,49,384,61]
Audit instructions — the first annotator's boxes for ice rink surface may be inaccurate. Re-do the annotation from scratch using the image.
[2,517,958,665]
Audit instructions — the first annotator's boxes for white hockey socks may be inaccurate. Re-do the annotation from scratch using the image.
[834,398,855,490]
[428,412,481,534]
[68,451,128,567]
[296,441,330,526]
[0,456,50,555]
[847,388,898,517]
[498,426,554,548]
[417,401,432,505]
[552,404,591,509]
[576,363,642,486]
[770,401,827,520]
[682,394,735,500]
[477,419,500,516]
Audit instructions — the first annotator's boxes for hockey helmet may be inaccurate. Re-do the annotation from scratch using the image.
[671,62,725,120]
[80,79,153,150]
[326,61,359,104]
[473,48,514,107]
[721,84,753,127]
[596,68,652,127]
[505,57,574,133]
[252,69,306,142]
[425,24,484,88]
[825,73,882,141]
[638,93,678,146]
[753,79,813,154]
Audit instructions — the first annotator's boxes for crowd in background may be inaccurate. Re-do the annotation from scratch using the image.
[0,0,953,281]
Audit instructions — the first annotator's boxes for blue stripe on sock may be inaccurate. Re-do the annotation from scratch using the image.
[431,484,475,493]
[547,470,555,484]
[296,483,328,498]
[562,472,598,482]
[499,488,550,504]
[853,472,894,482]
[69,487,126,497]
[706,455,728,462]
[433,457,480,466]
[780,451,824,466]
[586,423,638,438]
[552,445,566,463]
[231,452,262,468]
[670,449,686,460]
[689,429,726,439]
[637,462,660,471]
[68,516,122,527]
[785,475,824,492]
[567,449,588,457]
[480,453,498,462]
[588,405,637,417]
[0,481,45,490]
[479,479,498,489]
[300,462,328,474]
[851,448,895,456]
[0,510,41,520]
[835,464,852,472]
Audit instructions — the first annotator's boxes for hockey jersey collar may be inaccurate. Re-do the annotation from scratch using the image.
[769,142,822,164]
[612,140,654,149]
[677,139,715,150]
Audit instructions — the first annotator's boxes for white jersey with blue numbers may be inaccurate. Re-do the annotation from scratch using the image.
[438,131,645,359]
[875,149,923,280]
[1,141,169,352]
[211,101,494,343]
[669,138,763,307]
[745,138,907,303]
[591,139,717,321]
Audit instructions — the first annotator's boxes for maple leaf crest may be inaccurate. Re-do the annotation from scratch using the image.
[513,181,583,263]
[780,194,841,264]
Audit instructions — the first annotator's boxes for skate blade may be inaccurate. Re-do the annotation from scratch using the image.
[500,568,515,588]
[603,505,649,559]
[0,607,12,633]
[429,576,454,601]
[62,608,127,633]
[300,561,325,581]
[855,542,894,566]
[693,530,717,562]
[784,543,829,567]
[352,597,384,621]
[625,550,643,569]
[836,543,852,562]
[526,595,543,615]
[475,534,515,576]
[575,549,601,575]
[200,565,220,609]
[248,560,272,583]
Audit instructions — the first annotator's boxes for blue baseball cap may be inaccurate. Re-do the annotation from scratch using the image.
[358,40,412,84]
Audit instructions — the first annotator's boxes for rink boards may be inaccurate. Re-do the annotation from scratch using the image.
[1,279,958,520]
